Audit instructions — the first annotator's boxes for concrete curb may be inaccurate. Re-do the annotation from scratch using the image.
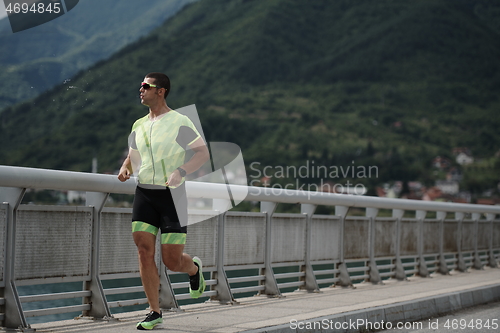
[243,283,500,333]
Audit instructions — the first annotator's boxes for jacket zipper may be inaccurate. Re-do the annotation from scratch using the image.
[149,121,155,184]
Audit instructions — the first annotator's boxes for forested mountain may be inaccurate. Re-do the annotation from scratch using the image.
[0,0,196,110]
[1,0,499,198]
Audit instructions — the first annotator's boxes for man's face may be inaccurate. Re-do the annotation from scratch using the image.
[139,77,159,106]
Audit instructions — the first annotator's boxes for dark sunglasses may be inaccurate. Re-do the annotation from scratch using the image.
[141,82,162,90]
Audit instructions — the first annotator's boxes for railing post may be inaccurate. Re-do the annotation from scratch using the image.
[0,186,31,331]
[210,199,236,304]
[159,263,180,310]
[437,211,449,275]
[84,192,112,319]
[455,212,467,272]
[300,204,319,292]
[259,201,281,297]
[392,209,406,280]
[416,210,429,277]
[472,213,483,270]
[486,213,498,268]
[366,208,381,284]
[335,205,352,287]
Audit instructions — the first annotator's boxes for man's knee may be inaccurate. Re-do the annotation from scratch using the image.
[137,244,155,259]
[134,232,156,261]
[163,256,182,272]
[161,243,186,271]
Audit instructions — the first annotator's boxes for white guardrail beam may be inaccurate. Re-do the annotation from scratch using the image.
[0,165,499,330]
[0,165,499,215]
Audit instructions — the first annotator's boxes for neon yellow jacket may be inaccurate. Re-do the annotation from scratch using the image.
[130,111,201,186]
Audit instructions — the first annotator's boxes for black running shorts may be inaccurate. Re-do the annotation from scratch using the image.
[132,183,188,234]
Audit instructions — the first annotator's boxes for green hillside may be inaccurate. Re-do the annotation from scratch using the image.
[0,0,196,110]
[1,0,499,199]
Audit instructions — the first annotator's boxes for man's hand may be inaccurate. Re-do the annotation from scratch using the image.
[118,167,131,182]
[166,169,182,188]
[118,151,134,182]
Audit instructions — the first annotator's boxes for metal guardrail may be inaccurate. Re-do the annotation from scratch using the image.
[0,165,499,330]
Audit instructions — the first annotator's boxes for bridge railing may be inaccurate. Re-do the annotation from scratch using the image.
[0,165,499,330]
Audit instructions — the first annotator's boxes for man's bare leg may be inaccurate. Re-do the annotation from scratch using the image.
[161,244,198,276]
[133,231,161,313]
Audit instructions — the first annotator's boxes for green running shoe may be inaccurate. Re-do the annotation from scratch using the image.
[137,310,162,330]
[189,256,206,299]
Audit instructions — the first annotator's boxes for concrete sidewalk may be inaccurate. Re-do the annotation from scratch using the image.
[16,267,500,333]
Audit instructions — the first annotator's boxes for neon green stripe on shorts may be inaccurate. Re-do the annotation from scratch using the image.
[161,233,187,245]
[132,221,159,236]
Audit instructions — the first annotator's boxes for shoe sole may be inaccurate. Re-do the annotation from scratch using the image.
[190,256,206,298]
[137,318,162,330]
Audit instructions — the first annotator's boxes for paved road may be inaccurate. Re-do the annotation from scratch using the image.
[378,301,500,333]
[6,268,499,333]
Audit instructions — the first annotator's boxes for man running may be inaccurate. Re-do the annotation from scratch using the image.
[118,72,209,330]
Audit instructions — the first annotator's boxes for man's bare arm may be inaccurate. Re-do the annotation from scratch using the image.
[118,150,133,182]
[167,137,209,187]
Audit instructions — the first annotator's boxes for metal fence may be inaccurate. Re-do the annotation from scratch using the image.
[0,165,499,330]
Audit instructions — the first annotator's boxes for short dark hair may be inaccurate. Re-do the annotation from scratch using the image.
[145,72,170,99]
